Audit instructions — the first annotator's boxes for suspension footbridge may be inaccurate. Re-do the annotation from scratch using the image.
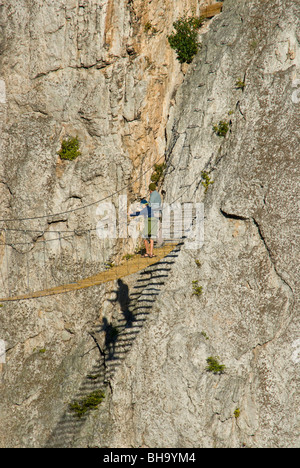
[0,241,178,302]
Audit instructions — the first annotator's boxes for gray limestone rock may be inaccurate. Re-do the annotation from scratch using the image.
[97,0,299,448]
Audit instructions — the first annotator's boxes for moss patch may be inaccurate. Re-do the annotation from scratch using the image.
[69,390,105,419]
[58,136,81,161]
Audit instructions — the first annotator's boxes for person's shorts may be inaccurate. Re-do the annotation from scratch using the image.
[143,217,158,239]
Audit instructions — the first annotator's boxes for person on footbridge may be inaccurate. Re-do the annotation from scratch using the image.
[129,183,162,258]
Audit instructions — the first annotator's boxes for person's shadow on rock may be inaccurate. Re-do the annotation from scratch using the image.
[109,278,135,328]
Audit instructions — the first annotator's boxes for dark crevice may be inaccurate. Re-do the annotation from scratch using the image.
[220,208,294,296]
[252,217,294,295]
[220,208,248,221]
[252,217,273,259]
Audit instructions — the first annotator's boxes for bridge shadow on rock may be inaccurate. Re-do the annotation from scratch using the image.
[44,353,107,448]
[104,243,183,380]
[44,243,182,448]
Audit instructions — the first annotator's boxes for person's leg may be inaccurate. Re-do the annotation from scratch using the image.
[143,239,150,256]
[149,239,154,256]
[157,217,163,246]
[149,218,157,256]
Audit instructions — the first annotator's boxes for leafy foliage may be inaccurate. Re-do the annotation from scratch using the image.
[212,120,229,137]
[58,136,81,161]
[206,356,226,375]
[192,280,203,296]
[167,16,205,63]
[201,170,214,193]
[69,390,105,419]
[151,163,166,184]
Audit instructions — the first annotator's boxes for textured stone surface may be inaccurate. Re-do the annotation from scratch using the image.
[0,0,299,448]
[0,0,199,295]
[90,0,300,448]
[0,0,201,447]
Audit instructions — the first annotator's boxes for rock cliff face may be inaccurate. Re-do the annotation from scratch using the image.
[0,0,299,448]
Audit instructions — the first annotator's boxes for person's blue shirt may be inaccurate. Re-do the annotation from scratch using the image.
[130,200,154,218]
[130,202,154,219]
[149,190,161,216]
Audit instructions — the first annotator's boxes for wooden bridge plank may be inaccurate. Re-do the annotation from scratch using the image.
[0,243,177,302]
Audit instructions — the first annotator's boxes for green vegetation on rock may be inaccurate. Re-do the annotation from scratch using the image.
[206,356,226,375]
[167,15,205,64]
[69,390,105,419]
[201,170,214,193]
[151,163,166,184]
[58,136,81,161]
[213,120,229,137]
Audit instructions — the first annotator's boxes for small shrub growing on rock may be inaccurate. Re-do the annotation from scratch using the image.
[69,390,105,419]
[235,78,246,90]
[192,280,203,296]
[167,15,205,63]
[151,163,166,184]
[213,120,229,137]
[58,136,81,161]
[206,356,226,374]
[201,170,214,193]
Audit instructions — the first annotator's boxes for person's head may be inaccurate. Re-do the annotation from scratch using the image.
[149,183,157,193]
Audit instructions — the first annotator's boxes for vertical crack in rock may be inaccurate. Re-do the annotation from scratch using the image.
[252,217,294,297]
[220,207,294,301]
